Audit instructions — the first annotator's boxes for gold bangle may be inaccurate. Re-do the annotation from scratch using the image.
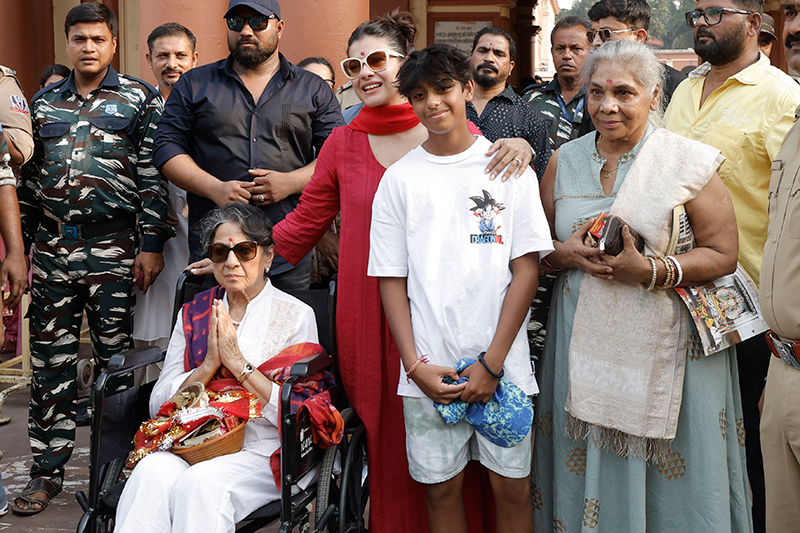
[655,256,674,290]
[665,256,675,288]
[667,256,683,287]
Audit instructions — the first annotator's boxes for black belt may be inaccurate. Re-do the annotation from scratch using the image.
[39,214,135,240]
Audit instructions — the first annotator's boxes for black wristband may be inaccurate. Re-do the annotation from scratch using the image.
[477,351,504,379]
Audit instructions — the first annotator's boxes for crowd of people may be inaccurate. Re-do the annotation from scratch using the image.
[1,0,800,531]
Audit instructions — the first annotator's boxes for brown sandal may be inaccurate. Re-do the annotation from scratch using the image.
[11,477,62,516]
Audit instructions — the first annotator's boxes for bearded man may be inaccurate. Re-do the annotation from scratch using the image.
[153,0,343,292]
[465,26,551,179]
[664,1,800,530]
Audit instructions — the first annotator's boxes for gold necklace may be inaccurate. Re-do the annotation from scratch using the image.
[596,134,619,179]
[601,165,618,179]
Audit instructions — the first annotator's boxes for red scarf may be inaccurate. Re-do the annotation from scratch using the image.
[347,102,420,134]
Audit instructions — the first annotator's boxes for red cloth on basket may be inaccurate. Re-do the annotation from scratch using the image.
[273,115,495,532]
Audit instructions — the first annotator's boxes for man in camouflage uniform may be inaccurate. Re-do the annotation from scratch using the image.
[15,3,170,515]
[523,16,593,151]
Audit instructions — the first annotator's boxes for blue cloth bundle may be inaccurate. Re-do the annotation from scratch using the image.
[434,358,533,448]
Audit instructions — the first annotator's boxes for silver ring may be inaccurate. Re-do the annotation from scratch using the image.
[259,194,265,202]
[513,158,523,166]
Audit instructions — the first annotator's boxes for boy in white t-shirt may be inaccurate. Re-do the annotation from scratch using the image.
[367,43,554,533]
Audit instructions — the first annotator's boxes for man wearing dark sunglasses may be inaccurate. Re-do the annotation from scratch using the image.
[664,1,800,532]
[154,0,343,292]
[587,0,686,108]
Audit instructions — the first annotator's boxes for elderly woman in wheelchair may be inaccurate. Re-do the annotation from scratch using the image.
[115,202,319,533]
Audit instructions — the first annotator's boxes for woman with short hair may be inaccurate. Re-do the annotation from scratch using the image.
[115,203,318,533]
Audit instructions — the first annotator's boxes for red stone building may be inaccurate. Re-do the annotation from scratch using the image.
[0,1,790,102]
[0,0,566,99]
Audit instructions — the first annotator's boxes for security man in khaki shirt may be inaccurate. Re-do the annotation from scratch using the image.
[760,105,800,532]
[0,65,33,166]
[759,4,800,531]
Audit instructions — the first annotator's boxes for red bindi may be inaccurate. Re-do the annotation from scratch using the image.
[606,79,613,84]
[228,238,233,242]
[360,51,365,56]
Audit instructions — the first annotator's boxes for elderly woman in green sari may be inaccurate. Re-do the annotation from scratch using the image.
[533,40,751,532]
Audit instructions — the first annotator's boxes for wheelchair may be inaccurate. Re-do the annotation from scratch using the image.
[76,271,369,533]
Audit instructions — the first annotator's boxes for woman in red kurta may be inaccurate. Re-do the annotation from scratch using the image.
[274,12,531,532]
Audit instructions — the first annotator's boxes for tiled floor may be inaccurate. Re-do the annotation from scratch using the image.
[0,385,89,533]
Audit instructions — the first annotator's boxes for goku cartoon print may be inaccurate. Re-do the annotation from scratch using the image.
[470,189,505,244]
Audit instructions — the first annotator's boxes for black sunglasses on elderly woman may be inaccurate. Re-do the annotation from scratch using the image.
[207,241,259,263]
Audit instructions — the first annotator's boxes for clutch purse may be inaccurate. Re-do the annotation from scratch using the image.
[586,212,645,256]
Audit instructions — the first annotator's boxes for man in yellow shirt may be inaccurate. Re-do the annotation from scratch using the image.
[664,0,800,531]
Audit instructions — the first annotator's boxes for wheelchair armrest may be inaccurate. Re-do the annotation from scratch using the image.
[289,352,334,380]
[107,346,165,374]
[279,352,334,422]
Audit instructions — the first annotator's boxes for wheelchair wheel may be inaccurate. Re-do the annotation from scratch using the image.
[315,407,354,530]
[92,456,126,533]
[337,420,369,533]
[313,408,369,533]
[100,456,126,494]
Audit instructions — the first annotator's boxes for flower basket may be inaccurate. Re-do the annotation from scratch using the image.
[172,420,247,465]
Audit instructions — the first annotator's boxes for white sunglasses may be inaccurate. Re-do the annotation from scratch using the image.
[340,49,405,79]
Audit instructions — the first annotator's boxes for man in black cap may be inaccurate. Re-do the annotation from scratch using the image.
[759,13,778,57]
[154,0,343,291]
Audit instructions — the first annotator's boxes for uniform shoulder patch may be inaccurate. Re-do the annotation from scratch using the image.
[10,94,29,115]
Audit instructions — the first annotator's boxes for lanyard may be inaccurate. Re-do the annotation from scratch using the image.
[556,93,584,124]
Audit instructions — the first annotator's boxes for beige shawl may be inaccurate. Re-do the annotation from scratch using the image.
[565,128,724,462]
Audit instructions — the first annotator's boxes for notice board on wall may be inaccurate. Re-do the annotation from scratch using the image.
[433,20,493,52]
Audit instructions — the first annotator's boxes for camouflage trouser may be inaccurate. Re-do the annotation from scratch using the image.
[27,229,136,480]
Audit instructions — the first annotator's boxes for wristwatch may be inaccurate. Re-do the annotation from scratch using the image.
[237,363,255,384]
